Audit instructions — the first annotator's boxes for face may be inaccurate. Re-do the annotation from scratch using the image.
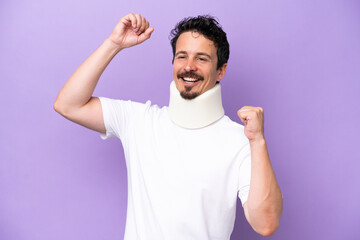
[172,31,227,100]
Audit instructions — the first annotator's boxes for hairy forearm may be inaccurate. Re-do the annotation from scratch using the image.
[54,38,122,111]
[246,138,283,236]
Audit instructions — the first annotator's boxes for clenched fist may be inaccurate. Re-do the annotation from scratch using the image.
[237,106,265,143]
[108,13,154,50]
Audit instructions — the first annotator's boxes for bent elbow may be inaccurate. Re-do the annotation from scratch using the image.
[53,101,66,115]
[53,100,71,117]
[53,101,60,113]
[256,221,279,237]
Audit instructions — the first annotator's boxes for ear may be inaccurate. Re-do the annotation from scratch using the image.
[216,63,227,82]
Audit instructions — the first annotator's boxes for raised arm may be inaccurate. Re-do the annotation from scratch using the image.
[238,106,283,236]
[53,13,154,133]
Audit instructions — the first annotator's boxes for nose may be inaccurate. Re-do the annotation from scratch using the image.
[185,58,197,72]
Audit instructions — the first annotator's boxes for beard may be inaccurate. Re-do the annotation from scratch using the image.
[180,86,200,100]
[177,71,204,100]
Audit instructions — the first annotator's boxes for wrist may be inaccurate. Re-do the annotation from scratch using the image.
[104,38,124,53]
[249,136,266,147]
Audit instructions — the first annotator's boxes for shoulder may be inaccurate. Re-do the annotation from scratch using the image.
[99,97,167,118]
[99,97,162,110]
[217,115,249,144]
[220,115,245,134]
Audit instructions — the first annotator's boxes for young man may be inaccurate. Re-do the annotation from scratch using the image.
[54,13,282,239]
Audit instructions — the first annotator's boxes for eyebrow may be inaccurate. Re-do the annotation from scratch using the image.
[175,51,212,59]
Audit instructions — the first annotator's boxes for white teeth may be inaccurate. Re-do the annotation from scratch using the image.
[183,78,197,82]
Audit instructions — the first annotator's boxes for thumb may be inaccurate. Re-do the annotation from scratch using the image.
[138,27,154,43]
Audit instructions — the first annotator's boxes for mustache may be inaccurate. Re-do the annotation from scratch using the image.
[177,71,204,80]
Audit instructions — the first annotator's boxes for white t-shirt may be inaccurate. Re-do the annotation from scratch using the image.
[99,97,251,240]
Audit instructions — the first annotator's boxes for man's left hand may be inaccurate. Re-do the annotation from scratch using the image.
[237,106,265,142]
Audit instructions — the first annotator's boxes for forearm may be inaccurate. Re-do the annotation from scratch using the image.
[246,138,283,235]
[54,38,122,111]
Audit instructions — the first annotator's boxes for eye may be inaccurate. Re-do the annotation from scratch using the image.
[198,57,208,62]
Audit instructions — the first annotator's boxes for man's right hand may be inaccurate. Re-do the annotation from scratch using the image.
[108,13,154,50]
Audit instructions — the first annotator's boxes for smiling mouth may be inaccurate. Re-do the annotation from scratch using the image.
[181,77,201,83]
[177,72,204,84]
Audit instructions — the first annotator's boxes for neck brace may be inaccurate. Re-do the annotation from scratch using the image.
[168,81,225,129]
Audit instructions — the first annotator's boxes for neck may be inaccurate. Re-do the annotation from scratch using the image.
[168,81,224,129]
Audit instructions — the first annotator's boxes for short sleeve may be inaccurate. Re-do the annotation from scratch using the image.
[98,97,153,141]
[237,141,251,206]
[98,97,127,140]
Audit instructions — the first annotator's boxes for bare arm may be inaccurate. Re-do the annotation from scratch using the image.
[238,107,283,236]
[54,13,154,133]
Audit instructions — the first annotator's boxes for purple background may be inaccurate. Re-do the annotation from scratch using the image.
[1,0,359,239]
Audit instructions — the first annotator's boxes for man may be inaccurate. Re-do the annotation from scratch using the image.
[54,13,282,239]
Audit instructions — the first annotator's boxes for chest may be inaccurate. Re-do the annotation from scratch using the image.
[127,123,241,191]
